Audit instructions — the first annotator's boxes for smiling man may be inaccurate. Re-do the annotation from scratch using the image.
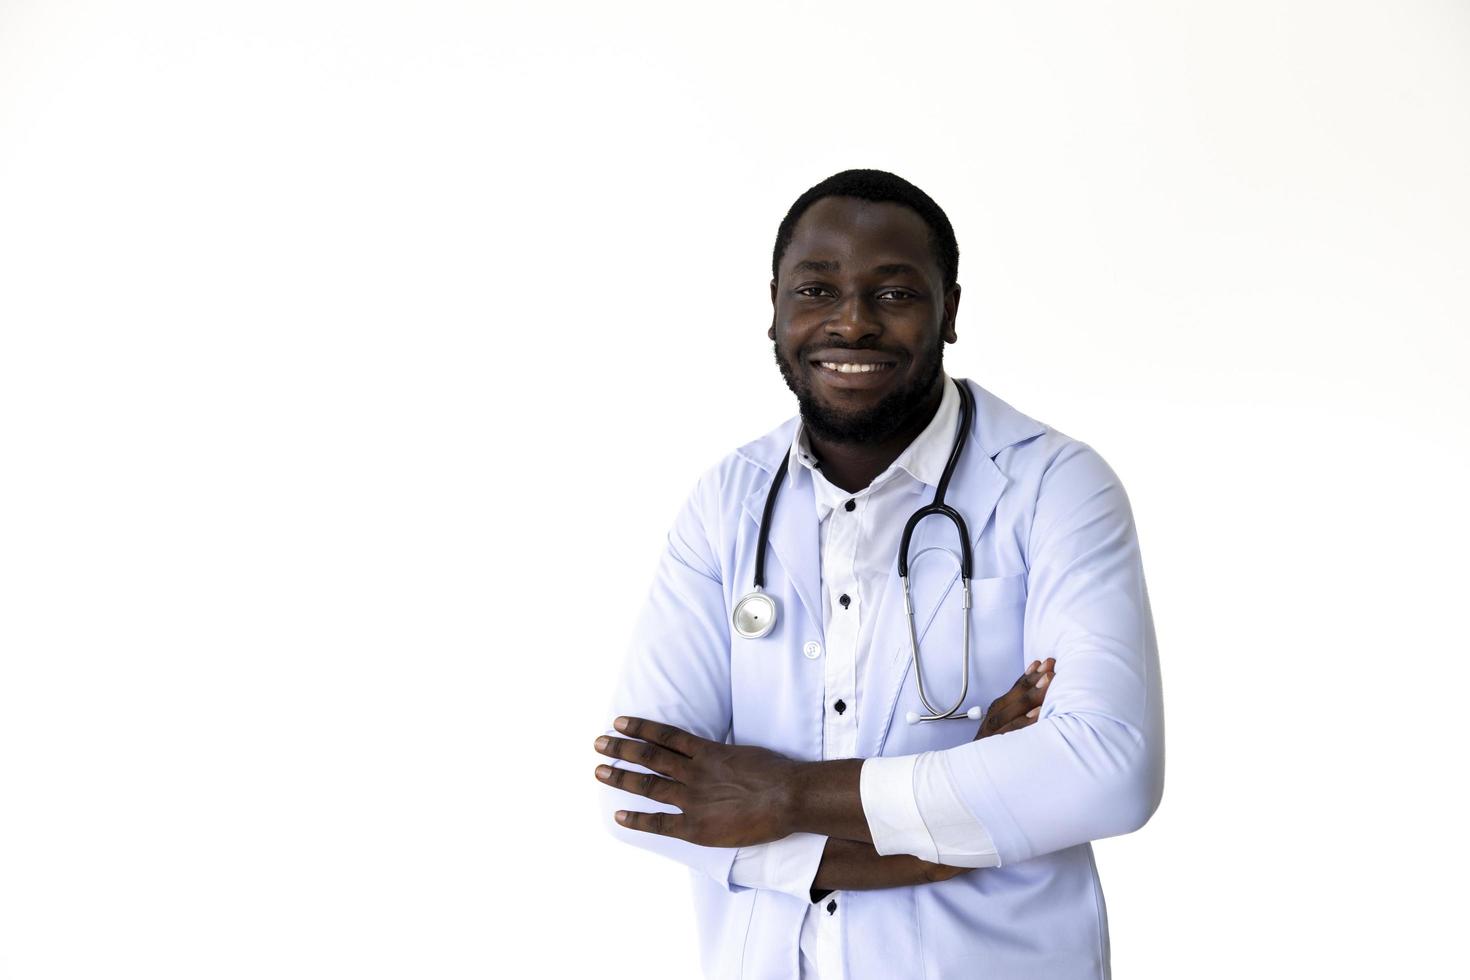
[594,170,1164,979]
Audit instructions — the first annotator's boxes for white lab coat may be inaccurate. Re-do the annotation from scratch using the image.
[598,378,1164,979]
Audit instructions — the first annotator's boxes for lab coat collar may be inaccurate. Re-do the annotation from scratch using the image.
[734,378,1048,642]
[785,373,962,522]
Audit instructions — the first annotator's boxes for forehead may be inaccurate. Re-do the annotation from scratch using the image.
[782,196,937,279]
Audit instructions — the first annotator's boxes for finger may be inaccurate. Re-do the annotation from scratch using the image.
[981,703,1013,735]
[993,706,1043,735]
[998,667,1041,707]
[983,666,1047,733]
[615,808,687,839]
[983,689,1023,732]
[979,659,1058,736]
[614,716,704,757]
[1018,659,1056,691]
[594,735,688,779]
[1022,668,1055,707]
[596,764,687,806]
[1012,659,1056,704]
[981,699,1023,736]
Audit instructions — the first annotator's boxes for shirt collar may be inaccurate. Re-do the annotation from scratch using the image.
[786,372,961,515]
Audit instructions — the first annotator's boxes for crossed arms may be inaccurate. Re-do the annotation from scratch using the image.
[594,442,1163,897]
[594,660,1055,893]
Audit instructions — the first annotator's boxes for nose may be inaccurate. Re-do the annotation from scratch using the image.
[824,293,881,343]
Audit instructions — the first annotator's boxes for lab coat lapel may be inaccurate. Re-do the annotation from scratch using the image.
[741,462,823,638]
[857,381,1013,758]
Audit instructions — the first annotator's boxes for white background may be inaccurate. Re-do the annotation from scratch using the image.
[2,1,1467,977]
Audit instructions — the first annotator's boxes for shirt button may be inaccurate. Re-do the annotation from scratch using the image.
[839,593,851,608]
[803,641,822,660]
[833,699,846,714]
[826,899,838,915]
[844,500,856,512]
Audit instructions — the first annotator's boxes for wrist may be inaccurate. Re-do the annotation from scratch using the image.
[782,760,817,836]
[786,758,867,840]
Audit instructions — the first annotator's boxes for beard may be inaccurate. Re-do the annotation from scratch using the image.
[773,333,945,445]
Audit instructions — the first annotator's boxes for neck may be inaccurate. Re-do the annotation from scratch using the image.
[805,379,947,494]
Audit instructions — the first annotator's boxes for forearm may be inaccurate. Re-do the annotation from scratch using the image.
[787,759,870,842]
[810,836,967,892]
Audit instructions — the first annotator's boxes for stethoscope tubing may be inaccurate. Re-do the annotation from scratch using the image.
[734,378,979,723]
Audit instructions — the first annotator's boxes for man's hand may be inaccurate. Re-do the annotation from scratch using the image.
[594,717,802,847]
[594,659,1058,850]
[975,658,1054,740]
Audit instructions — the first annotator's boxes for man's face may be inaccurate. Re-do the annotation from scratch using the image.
[769,196,959,444]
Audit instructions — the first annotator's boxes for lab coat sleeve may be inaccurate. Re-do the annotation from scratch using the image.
[596,468,743,888]
[916,441,1165,865]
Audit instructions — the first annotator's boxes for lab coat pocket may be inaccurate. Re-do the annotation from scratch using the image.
[881,571,1029,755]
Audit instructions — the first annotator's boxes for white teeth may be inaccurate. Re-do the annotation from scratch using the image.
[819,362,890,374]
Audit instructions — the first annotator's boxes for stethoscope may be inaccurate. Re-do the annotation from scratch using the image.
[732,377,983,724]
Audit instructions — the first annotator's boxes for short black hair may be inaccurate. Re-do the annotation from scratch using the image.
[771,169,959,288]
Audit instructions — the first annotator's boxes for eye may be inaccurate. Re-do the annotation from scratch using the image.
[795,285,834,298]
[877,288,917,301]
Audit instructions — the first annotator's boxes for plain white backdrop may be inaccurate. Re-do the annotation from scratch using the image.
[2,1,1467,976]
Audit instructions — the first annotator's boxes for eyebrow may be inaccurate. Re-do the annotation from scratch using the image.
[790,260,926,278]
[793,259,840,273]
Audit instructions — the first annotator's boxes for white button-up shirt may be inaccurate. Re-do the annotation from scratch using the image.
[728,374,1000,978]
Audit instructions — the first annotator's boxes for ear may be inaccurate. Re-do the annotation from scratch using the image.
[768,278,778,340]
[942,283,961,344]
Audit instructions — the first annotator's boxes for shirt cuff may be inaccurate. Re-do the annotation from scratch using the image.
[860,752,1002,869]
[728,832,828,902]
[861,753,936,862]
[920,751,1001,868]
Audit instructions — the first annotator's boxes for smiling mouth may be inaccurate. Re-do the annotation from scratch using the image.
[814,361,895,374]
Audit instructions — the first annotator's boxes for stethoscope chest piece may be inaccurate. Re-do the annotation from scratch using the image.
[732,590,777,639]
